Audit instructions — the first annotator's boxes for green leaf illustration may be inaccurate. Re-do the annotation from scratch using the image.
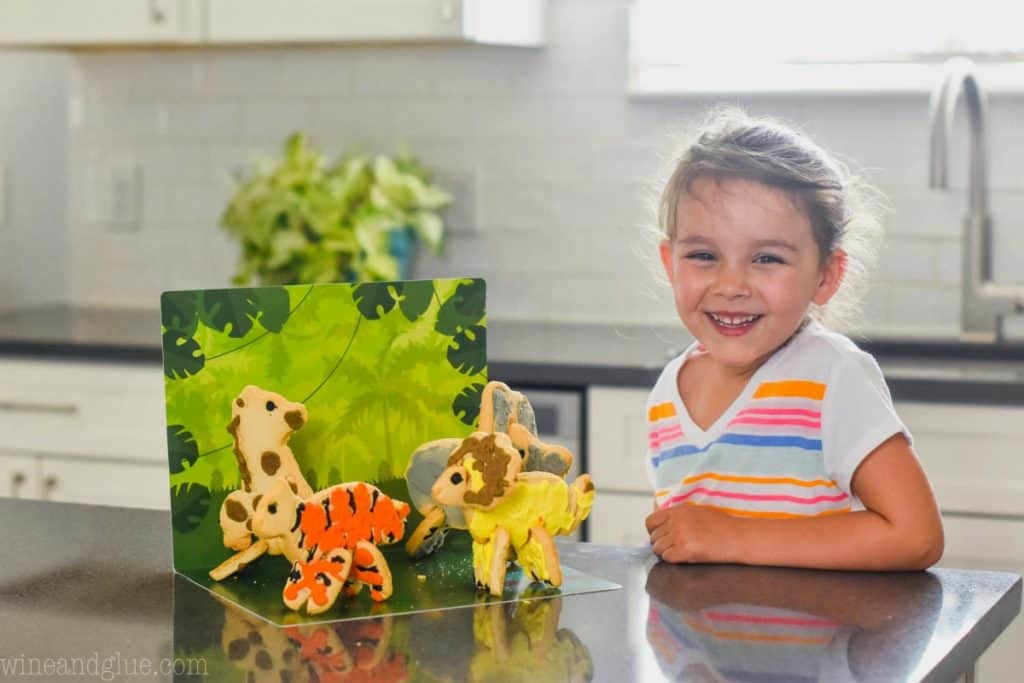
[435,279,485,335]
[398,280,434,322]
[250,287,291,332]
[168,425,200,474]
[353,282,399,320]
[171,483,211,534]
[162,329,205,379]
[453,383,485,426]
[198,290,256,338]
[196,287,293,338]
[447,324,486,375]
[160,291,199,336]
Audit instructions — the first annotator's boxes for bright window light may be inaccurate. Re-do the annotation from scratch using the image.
[629,0,1024,95]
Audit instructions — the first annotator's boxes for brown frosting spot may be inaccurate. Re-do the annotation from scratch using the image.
[227,415,252,492]
[226,499,248,522]
[252,495,262,510]
[261,451,281,475]
[227,639,249,660]
[284,410,305,431]
[235,397,245,408]
[448,434,512,507]
[254,650,272,670]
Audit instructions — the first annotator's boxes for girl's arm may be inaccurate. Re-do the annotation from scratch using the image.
[646,433,944,570]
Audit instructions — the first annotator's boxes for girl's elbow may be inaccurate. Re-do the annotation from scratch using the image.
[908,525,945,570]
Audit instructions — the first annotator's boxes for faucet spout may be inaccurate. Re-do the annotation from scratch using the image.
[927,57,990,218]
[927,57,1024,343]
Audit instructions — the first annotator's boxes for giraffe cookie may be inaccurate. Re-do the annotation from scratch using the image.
[210,385,315,581]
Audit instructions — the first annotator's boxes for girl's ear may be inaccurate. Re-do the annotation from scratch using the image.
[659,238,674,285]
[812,249,847,306]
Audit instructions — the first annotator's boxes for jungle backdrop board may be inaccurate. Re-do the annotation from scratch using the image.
[161,278,486,573]
[160,277,619,625]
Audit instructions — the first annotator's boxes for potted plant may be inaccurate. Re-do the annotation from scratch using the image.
[220,133,452,285]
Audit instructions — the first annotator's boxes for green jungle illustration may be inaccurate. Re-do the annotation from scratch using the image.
[160,278,486,574]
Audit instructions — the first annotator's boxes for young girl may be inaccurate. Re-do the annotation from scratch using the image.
[645,108,944,570]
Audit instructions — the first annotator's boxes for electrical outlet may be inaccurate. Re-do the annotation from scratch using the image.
[109,163,142,231]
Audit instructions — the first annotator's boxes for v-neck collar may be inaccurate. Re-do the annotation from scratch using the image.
[669,322,810,447]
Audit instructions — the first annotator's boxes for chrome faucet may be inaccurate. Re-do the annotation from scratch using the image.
[928,56,1024,343]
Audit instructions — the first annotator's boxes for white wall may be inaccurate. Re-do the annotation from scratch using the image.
[0,51,70,311]
[65,0,1024,338]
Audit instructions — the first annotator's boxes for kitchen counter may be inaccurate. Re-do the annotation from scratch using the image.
[0,498,1018,682]
[3,304,1024,403]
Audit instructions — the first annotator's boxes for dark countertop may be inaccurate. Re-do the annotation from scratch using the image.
[3,304,1024,404]
[0,498,1018,682]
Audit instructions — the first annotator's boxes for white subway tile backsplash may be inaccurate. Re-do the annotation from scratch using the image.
[888,284,962,335]
[165,100,243,140]
[241,100,314,140]
[471,97,552,139]
[57,0,1024,338]
[876,235,937,284]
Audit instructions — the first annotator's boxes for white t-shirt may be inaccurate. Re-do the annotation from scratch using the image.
[646,319,910,518]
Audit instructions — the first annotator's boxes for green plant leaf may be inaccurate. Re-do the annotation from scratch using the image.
[435,279,486,335]
[167,425,200,474]
[447,324,486,375]
[410,212,444,252]
[453,383,485,426]
[161,291,199,335]
[171,483,211,534]
[353,282,399,320]
[399,280,434,322]
[162,329,205,379]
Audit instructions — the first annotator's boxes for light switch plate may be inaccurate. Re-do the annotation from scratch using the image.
[0,163,7,229]
[109,163,142,231]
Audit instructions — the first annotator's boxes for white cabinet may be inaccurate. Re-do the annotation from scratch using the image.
[0,0,545,48]
[587,386,653,546]
[0,357,169,509]
[0,0,203,46]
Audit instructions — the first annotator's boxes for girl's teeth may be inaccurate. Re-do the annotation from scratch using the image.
[710,313,760,326]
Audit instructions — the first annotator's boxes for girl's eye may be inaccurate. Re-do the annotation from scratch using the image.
[753,253,785,265]
[684,251,715,262]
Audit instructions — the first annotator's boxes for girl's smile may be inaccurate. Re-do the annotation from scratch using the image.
[660,176,845,377]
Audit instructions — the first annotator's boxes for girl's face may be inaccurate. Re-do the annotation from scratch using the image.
[660,176,845,375]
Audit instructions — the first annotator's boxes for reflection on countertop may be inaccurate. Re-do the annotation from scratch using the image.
[0,499,1018,683]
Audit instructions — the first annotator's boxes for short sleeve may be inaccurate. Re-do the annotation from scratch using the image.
[822,352,911,495]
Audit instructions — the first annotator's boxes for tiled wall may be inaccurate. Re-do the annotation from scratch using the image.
[62,0,1024,337]
[0,51,69,312]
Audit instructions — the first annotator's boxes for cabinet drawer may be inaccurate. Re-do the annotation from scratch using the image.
[39,457,169,510]
[941,514,1024,568]
[588,492,652,547]
[587,386,651,494]
[897,402,1024,517]
[0,358,166,461]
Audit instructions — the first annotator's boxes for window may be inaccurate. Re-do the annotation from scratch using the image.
[629,0,1024,95]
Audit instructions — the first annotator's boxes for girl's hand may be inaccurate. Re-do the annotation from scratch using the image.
[645,505,739,563]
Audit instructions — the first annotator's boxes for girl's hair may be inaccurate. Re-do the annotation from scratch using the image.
[656,107,884,330]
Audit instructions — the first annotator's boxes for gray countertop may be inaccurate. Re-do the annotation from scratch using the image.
[3,304,1024,403]
[0,498,1018,682]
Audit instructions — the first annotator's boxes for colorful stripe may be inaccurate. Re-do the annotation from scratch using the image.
[702,611,839,628]
[651,433,822,467]
[681,472,838,489]
[648,424,684,449]
[685,618,832,646]
[664,487,849,508]
[660,500,850,519]
[753,381,826,401]
[648,402,677,422]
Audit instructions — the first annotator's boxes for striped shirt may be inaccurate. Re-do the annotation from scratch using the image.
[646,320,909,517]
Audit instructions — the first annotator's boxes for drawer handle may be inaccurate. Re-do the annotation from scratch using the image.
[10,471,25,498]
[42,475,58,500]
[0,401,79,415]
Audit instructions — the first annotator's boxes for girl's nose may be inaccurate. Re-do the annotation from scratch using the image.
[713,264,751,298]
